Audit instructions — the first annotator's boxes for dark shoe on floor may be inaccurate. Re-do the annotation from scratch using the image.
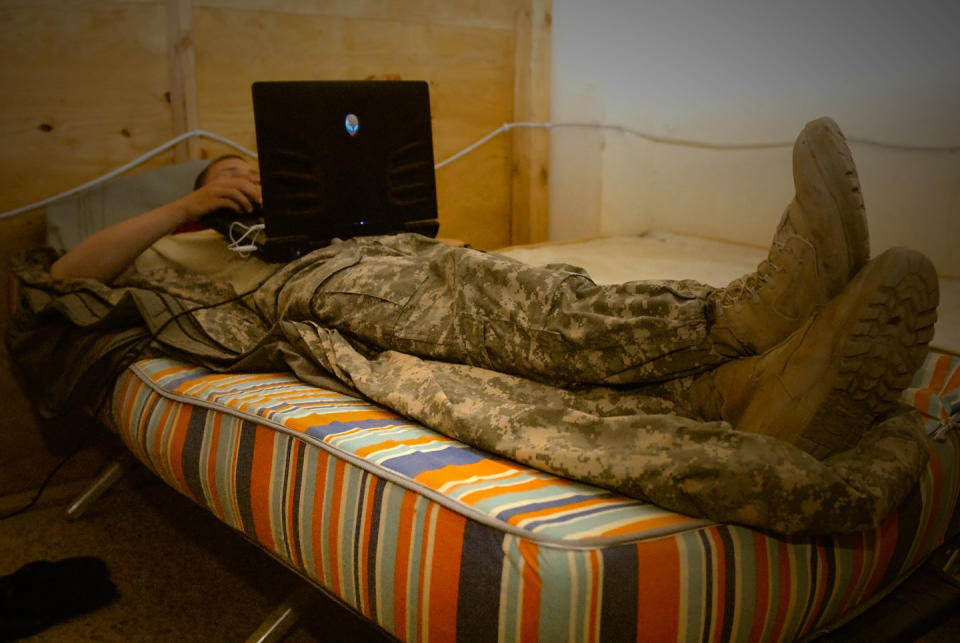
[0,556,118,641]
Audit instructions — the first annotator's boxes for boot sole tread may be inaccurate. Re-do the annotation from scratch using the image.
[797,249,938,458]
[808,118,870,287]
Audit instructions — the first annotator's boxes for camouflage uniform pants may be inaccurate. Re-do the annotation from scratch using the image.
[309,235,725,388]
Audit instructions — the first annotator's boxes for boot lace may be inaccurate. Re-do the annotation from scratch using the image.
[716,238,792,310]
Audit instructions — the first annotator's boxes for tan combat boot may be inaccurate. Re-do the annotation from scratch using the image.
[710,117,870,356]
[692,247,938,459]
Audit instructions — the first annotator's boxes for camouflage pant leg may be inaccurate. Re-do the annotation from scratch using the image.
[311,235,726,386]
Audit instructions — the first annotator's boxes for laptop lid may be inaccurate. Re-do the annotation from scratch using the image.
[251,80,439,260]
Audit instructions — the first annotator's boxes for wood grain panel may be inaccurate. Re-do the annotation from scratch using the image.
[166,0,201,160]
[0,2,174,214]
[511,0,551,245]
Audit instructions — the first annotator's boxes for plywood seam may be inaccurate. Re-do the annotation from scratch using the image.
[166,0,200,160]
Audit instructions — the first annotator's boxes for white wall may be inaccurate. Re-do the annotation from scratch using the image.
[549,0,960,276]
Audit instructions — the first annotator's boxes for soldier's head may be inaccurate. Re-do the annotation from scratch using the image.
[194,155,260,190]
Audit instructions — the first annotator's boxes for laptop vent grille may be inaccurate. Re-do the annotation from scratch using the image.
[387,141,434,206]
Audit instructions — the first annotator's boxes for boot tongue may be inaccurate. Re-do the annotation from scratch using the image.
[716,213,796,309]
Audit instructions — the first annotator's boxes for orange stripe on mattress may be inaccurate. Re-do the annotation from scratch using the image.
[186,377,227,396]
[862,514,899,604]
[326,460,346,595]
[517,539,541,643]
[167,405,194,501]
[415,505,434,643]
[358,475,378,615]
[413,459,521,493]
[914,388,935,420]
[748,532,771,643]
[228,430,244,534]
[768,540,793,643]
[151,403,174,481]
[249,430,278,548]
[152,364,193,382]
[426,508,465,643]
[458,475,574,505]
[266,388,341,399]
[309,453,332,584]
[253,389,354,406]
[174,372,280,395]
[118,374,141,429]
[929,354,953,392]
[587,550,601,643]
[285,444,302,568]
[205,416,225,520]
[596,512,695,538]
[635,536,680,642]
[392,493,418,640]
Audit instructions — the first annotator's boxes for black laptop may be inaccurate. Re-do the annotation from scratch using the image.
[250,80,439,261]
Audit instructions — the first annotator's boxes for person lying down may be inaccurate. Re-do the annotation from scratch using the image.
[11,117,940,535]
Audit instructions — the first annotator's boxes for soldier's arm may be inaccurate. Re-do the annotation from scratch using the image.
[49,175,260,283]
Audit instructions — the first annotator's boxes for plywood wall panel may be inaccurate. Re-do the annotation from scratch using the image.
[434,144,512,248]
[0,2,175,213]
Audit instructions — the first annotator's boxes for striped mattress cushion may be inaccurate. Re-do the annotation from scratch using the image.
[109,353,960,642]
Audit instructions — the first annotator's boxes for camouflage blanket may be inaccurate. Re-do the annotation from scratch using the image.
[8,235,929,535]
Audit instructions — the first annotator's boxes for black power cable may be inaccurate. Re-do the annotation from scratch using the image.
[2,279,266,521]
[0,445,84,520]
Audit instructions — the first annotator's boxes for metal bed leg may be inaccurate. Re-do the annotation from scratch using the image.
[66,459,126,520]
[245,587,316,643]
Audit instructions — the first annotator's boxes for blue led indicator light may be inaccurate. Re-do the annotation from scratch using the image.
[345,113,359,136]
